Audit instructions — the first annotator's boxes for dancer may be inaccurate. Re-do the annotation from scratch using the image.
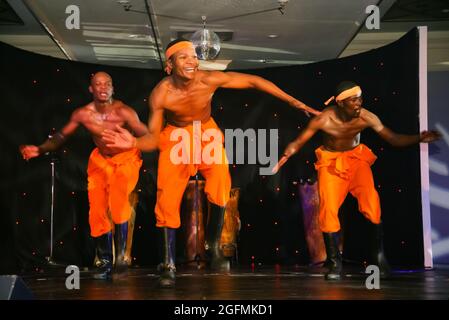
[20,72,148,279]
[274,81,441,280]
[102,39,320,287]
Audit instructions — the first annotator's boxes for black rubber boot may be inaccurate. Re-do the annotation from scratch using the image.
[93,231,113,280]
[205,203,230,272]
[371,223,391,278]
[158,227,176,288]
[114,221,128,277]
[323,232,342,280]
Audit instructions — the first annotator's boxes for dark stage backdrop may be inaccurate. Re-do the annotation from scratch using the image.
[0,29,423,273]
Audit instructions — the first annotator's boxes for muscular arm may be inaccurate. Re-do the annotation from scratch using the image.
[20,110,81,159]
[120,105,149,137]
[377,127,441,146]
[364,109,441,146]
[205,71,320,116]
[39,112,81,153]
[364,109,422,147]
[135,91,164,152]
[377,127,421,147]
[283,115,324,158]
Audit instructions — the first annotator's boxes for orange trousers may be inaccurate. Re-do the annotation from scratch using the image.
[87,147,142,237]
[315,144,381,233]
[155,118,231,228]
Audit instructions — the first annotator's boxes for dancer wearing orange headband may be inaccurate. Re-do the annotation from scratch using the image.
[277,80,441,280]
[103,39,320,287]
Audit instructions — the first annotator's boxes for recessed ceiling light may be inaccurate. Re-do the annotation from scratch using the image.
[128,34,152,40]
[267,34,279,39]
[117,0,131,11]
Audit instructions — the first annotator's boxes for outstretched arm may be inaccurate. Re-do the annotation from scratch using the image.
[20,110,81,160]
[377,126,441,146]
[364,109,441,146]
[283,115,322,157]
[205,71,321,116]
[272,115,323,173]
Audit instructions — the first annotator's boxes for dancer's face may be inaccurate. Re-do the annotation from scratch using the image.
[341,94,362,118]
[171,47,199,80]
[89,72,113,102]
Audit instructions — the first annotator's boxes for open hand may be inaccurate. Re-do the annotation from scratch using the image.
[102,125,136,150]
[289,99,321,117]
[420,130,442,143]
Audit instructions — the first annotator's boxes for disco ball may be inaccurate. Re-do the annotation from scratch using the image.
[190,28,221,60]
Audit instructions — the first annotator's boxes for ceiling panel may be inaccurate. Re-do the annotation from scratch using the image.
[0,0,448,71]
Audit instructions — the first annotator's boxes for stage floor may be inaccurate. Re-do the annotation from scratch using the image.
[20,264,449,300]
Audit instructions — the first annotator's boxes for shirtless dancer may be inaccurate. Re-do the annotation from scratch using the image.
[20,72,148,279]
[103,39,320,287]
[275,81,440,280]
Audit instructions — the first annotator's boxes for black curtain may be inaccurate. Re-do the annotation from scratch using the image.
[0,28,422,273]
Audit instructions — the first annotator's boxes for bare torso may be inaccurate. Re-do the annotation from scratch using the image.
[159,71,217,127]
[319,106,372,151]
[76,100,134,156]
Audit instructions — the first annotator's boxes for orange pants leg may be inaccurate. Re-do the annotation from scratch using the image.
[109,159,142,225]
[349,161,381,224]
[317,166,350,233]
[87,166,112,237]
[199,160,231,207]
[155,148,191,229]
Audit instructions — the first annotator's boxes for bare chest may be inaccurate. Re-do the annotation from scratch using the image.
[82,110,125,136]
[323,117,368,139]
[165,86,214,116]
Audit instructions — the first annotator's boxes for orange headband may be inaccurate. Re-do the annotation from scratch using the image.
[165,41,195,61]
[324,86,362,105]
